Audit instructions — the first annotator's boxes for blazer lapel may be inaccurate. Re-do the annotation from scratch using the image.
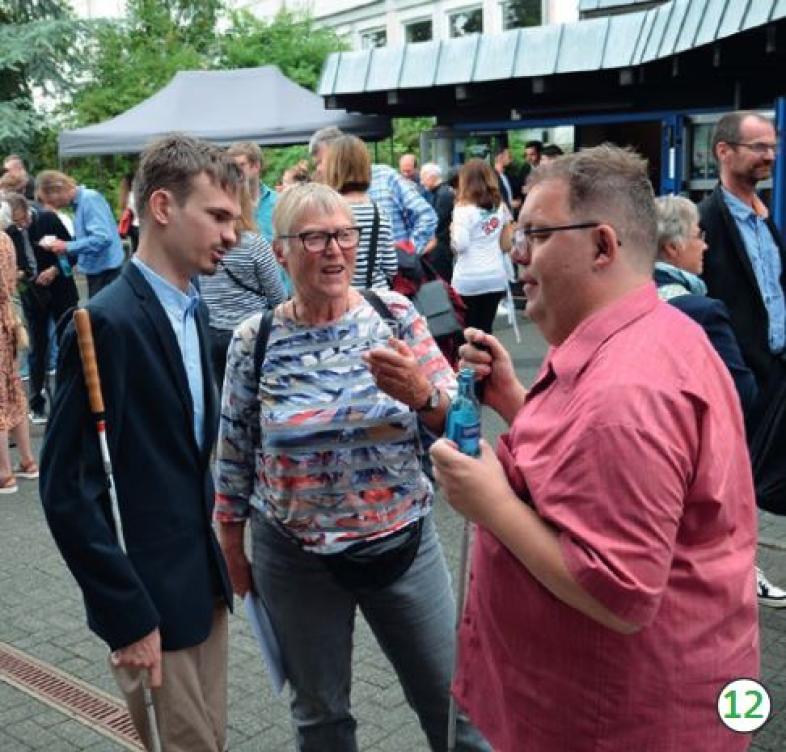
[125,265,197,446]
[195,302,219,461]
[714,185,762,299]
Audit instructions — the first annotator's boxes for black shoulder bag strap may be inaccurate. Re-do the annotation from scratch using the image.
[222,261,264,297]
[253,308,276,385]
[365,202,381,289]
[359,288,394,323]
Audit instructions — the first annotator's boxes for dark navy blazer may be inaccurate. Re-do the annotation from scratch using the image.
[699,184,786,392]
[655,282,759,419]
[40,263,231,652]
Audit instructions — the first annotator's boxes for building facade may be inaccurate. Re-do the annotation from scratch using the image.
[233,1,579,49]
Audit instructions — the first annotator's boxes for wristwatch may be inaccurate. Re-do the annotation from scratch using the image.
[417,387,441,412]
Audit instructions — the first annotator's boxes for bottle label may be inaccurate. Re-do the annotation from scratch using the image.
[453,421,480,457]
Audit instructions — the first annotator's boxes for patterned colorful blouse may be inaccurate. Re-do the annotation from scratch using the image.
[214,291,457,554]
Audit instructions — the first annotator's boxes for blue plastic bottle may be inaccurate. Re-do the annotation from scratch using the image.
[445,367,481,457]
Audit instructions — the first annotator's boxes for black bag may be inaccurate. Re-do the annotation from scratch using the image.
[320,519,423,593]
[412,280,463,339]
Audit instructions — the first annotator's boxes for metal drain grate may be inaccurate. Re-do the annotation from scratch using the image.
[0,641,143,750]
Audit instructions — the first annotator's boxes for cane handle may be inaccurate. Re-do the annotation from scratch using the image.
[73,309,105,415]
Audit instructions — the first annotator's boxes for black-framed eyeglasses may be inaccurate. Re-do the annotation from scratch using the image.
[515,221,620,253]
[279,226,362,253]
[725,141,779,156]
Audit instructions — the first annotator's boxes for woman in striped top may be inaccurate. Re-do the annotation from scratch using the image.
[200,182,286,388]
[323,134,398,290]
[216,184,489,752]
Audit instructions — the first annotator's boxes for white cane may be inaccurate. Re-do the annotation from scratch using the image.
[73,309,163,752]
[447,519,472,751]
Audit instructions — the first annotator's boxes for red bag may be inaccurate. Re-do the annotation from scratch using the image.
[117,207,133,238]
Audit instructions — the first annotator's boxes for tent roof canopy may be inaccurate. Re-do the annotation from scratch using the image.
[59,65,391,158]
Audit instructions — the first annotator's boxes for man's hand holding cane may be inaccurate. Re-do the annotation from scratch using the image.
[110,628,163,688]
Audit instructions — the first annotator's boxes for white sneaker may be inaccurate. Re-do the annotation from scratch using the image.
[496,300,509,318]
[28,410,47,426]
[756,566,786,608]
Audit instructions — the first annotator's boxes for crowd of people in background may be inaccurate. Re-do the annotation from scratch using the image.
[0,109,784,751]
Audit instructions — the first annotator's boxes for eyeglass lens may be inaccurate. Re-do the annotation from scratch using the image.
[301,228,360,252]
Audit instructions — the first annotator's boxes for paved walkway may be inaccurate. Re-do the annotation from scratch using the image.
[1,313,785,750]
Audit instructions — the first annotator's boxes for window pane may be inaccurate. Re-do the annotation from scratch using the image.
[361,28,387,49]
[503,0,541,30]
[406,19,433,43]
[448,8,483,37]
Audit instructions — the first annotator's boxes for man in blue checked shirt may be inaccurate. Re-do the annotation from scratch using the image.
[310,126,437,255]
[37,170,124,298]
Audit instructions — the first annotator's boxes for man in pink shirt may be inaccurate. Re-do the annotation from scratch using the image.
[432,145,759,751]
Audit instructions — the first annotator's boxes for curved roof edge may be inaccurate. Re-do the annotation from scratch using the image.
[318,0,785,97]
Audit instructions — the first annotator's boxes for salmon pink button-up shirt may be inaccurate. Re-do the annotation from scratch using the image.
[454,283,758,752]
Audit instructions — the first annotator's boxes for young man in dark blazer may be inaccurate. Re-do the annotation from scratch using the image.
[699,110,786,608]
[41,135,243,750]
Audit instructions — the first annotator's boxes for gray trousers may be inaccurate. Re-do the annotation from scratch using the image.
[250,510,490,752]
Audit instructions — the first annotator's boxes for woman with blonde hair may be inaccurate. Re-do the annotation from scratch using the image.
[199,180,286,388]
[322,134,398,290]
[216,183,489,752]
[450,158,513,334]
[0,200,39,492]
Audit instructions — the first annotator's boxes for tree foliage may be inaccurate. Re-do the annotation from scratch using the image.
[0,0,81,156]
[68,0,221,127]
[219,9,348,92]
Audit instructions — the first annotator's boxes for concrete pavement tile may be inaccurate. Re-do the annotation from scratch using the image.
[51,718,127,749]
[0,730,34,751]
[5,718,69,749]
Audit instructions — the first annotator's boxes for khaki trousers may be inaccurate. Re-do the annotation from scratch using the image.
[111,604,228,752]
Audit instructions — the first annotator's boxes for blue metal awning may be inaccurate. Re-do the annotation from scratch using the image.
[319,0,786,99]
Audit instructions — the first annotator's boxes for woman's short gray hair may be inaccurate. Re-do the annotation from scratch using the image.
[654,195,699,256]
[273,183,353,254]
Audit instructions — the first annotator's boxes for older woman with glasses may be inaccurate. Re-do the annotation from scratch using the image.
[654,194,757,416]
[215,183,489,752]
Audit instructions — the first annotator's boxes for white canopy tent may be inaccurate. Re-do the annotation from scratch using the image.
[59,66,391,157]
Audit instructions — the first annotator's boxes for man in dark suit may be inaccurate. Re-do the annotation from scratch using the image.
[5,192,78,423]
[41,135,243,750]
[699,111,784,393]
[420,162,455,282]
[699,110,786,608]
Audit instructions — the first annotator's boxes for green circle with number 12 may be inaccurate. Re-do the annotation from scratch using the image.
[717,678,771,733]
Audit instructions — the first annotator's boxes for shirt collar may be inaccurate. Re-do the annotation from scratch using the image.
[722,186,769,220]
[71,186,85,209]
[540,282,659,388]
[131,256,200,318]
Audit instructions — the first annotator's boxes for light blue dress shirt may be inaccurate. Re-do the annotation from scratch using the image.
[255,183,277,242]
[722,188,786,353]
[131,257,206,449]
[67,187,125,274]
